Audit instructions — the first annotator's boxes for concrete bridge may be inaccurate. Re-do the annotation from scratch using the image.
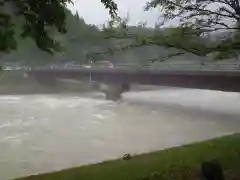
[26,65,240,100]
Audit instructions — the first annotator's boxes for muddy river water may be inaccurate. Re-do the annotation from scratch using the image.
[0,88,240,179]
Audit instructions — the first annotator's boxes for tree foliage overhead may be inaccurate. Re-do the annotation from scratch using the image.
[2,0,240,63]
[145,0,240,58]
[93,0,240,62]
[0,0,118,55]
[146,0,240,31]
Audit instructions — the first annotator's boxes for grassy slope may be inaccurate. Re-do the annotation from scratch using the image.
[16,134,240,180]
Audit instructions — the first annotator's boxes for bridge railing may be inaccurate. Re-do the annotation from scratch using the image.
[148,63,232,70]
[116,62,240,71]
[32,62,240,71]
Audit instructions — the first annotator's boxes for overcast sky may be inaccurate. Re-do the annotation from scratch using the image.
[67,0,161,27]
[67,0,234,29]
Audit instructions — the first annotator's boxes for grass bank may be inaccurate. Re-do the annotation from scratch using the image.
[16,134,240,180]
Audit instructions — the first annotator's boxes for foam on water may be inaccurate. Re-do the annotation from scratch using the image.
[34,95,112,110]
[0,95,23,101]
[0,89,239,180]
[124,88,240,116]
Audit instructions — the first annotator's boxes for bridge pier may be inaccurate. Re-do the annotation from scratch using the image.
[99,82,130,101]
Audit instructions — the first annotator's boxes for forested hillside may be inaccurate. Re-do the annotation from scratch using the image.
[2,8,234,67]
[1,9,182,66]
[2,9,111,66]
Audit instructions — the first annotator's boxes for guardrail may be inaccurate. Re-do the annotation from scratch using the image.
[146,63,240,71]
[27,62,240,71]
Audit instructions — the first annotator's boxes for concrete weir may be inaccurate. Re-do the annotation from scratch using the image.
[27,68,240,93]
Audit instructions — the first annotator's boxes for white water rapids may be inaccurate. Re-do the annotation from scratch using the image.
[0,88,240,179]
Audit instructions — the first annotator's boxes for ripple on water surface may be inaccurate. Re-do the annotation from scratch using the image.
[0,91,239,180]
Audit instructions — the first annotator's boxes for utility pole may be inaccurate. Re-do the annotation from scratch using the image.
[89,60,92,86]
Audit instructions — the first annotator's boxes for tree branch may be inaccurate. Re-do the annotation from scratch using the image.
[147,52,185,63]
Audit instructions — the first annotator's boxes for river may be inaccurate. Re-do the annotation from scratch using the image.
[0,88,240,180]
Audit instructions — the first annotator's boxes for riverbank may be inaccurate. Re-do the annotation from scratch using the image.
[15,133,240,180]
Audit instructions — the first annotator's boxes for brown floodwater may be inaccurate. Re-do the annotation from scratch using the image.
[0,88,239,179]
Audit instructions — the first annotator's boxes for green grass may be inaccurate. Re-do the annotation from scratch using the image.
[16,134,240,180]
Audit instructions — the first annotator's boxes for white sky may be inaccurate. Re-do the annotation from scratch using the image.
[67,0,234,29]
[67,0,161,27]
